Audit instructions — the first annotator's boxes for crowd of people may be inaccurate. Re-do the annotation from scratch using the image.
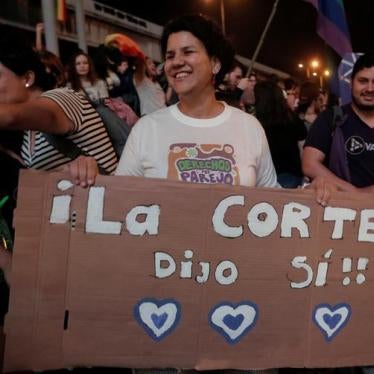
[0,18,338,238]
[0,12,373,373]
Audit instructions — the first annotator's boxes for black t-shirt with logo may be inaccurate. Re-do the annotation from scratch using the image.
[305,104,374,188]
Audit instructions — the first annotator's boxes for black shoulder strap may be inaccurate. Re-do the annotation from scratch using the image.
[42,133,109,175]
[328,105,351,183]
[43,133,82,159]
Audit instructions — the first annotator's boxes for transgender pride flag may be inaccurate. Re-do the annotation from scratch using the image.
[305,0,352,57]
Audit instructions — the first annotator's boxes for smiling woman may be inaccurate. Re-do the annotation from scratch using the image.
[161,14,234,115]
[114,18,281,362]
[164,30,219,106]
[115,14,279,189]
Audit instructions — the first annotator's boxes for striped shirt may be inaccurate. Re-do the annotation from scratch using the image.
[21,88,118,174]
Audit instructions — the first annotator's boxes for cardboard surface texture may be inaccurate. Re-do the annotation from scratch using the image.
[4,170,374,372]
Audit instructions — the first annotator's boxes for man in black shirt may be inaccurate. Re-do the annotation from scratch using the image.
[302,52,374,192]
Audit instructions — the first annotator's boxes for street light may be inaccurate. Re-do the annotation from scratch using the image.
[310,59,320,69]
[298,62,311,78]
[297,59,326,81]
[298,60,331,88]
[309,59,320,79]
[320,70,331,89]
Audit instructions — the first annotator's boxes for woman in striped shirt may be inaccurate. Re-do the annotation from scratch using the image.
[0,35,118,183]
[0,33,119,283]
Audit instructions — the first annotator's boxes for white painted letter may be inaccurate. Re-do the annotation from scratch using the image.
[281,202,311,238]
[50,195,71,224]
[86,187,121,234]
[57,180,73,191]
[215,260,238,285]
[315,249,333,287]
[196,262,210,284]
[323,207,356,239]
[247,202,278,237]
[180,250,193,278]
[126,205,160,236]
[50,180,74,224]
[359,209,374,243]
[212,195,244,238]
[155,251,176,278]
[290,256,313,289]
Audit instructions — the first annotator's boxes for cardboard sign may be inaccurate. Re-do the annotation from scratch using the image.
[4,170,374,372]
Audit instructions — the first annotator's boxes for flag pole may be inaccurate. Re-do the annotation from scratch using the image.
[245,0,280,77]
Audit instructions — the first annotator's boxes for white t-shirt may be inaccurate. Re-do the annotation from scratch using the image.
[115,103,278,188]
[81,79,109,102]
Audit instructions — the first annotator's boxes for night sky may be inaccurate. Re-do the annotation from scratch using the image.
[99,0,373,76]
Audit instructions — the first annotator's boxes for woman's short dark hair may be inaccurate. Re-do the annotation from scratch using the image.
[0,32,52,91]
[351,52,374,79]
[160,14,235,85]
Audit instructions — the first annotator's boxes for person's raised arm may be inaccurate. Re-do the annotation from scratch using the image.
[0,97,94,186]
[35,22,44,51]
[0,97,73,134]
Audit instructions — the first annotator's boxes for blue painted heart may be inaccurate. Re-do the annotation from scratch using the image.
[151,312,168,329]
[223,314,244,330]
[209,301,258,345]
[323,313,342,329]
[134,298,181,341]
[313,303,351,342]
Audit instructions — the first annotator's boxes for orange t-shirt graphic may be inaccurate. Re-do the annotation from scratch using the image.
[167,143,240,185]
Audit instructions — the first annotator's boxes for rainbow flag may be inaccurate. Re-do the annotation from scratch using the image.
[305,0,352,57]
[57,0,67,23]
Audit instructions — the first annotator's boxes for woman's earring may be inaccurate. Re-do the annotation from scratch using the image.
[25,83,30,88]
[213,63,221,75]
